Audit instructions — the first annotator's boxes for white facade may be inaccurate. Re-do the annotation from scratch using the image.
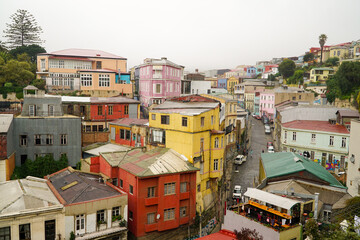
[346,120,360,196]
[191,80,212,95]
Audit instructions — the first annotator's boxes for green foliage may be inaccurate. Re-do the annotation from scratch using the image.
[31,78,46,90]
[325,57,339,67]
[75,161,82,170]
[278,59,296,79]
[112,215,122,222]
[0,59,34,87]
[11,154,69,179]
[0,51,12,63]
[268,74,276,81]
[304,53,315,62]
[9,44,46,62]
[16,53,31,63]
[288,70,304,84]
[70,231,75,240]
[3,9,44,49]
[0,85,24,100]
[234,228,263,240]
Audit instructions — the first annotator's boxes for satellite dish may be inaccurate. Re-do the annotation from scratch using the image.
[156,214,160,220]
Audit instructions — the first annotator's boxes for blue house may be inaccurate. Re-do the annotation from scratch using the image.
[246,66,257,78]
[256,65,265,76]
[115,73,131,84]
[217,78,227,89]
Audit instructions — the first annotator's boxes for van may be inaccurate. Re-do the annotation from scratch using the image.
[265,125,271,134]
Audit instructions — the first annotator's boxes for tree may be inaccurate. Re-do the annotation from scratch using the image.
[319,34,328,65]
[288,70,304,84]
[31,78,46,90]
[9,44,46,62]
[304,53,315,62]
[325,57,339,67]
[3,9,44,49]
[0,59,34,87]
[278,59,296,79]
[234,228,263,240]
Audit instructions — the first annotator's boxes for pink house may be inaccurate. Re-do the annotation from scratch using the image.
[139,58,184,107]
[260,90,275,120]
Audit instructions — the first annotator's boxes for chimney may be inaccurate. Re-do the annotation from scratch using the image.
[161,57,167,60]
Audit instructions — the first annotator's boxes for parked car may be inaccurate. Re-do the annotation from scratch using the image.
[254,115,261,120]
[267,146,274,153]
[233,185,242,199]
[265,125,271,134]
[267,142,273,148]
[234,155,246,165]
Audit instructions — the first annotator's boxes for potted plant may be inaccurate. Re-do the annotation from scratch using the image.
[112,215,122,227]
[97,220,107,230]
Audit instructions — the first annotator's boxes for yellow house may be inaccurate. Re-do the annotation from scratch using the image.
[329,46,350,61]
[310,67,334,83]
[227,77,239,94]
[148,95,225,212]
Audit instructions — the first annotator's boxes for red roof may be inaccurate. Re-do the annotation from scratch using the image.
[170,95,218,103]
[198,230,236,240]
[283,120,349,134]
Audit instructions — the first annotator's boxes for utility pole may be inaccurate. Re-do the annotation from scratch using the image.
[199,206,202,237]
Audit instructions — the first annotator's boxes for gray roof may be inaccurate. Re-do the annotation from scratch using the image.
[49,168,124,205]
[336,109,360,118]
[23,85,38,90]
[278,106,342,123]
[139,58,184,68]
[0,177,62,217]
[236,81,266,86]
[0,114,13,133]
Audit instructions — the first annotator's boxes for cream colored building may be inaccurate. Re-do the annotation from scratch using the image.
[0,176,65,240]
[346,119,360,197]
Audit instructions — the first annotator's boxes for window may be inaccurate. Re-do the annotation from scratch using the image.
[147,213,155,224]
[108,105,113,115]
[112,207,120,218]
[292,132,296,141]
[120,179,123,188]
[164,182,175,195]
[214,159,219,171]
[96,61,102,69]
[152,114,156,120]
[211,115,214,125]
[80,74,92,86]
[19,223,31,240]
[29,104,35,117]
[148,187,155,198]
[221,137,223,147]
[311,134,316,143]
[206,180,210,189]
[323,210,331,222]
[97,210,105,223]
[120,129,125,139]
[180,206,187,217]
[152,129,165,144]
[161,115,170,125]
[311,151,315,160]
[329,136,334,146]
[98,106,103,115]
[201,117,205,127]
[182,117,188,127]
[164,208,175,221]
[214,137,219,148]
[35,134,41,145]
[180,182,187,193]
[46,135,53,145]
[197,184,201,192]
[112,178,118,186]
[155,84,161,93]
[328,154,334,164]
[341,137,346,148]
[124,105,129,115]
[99,74,110,87]
[60,134,67,145]
[48,105,54,116]
[200,138,204,152]
[0,227,10,240]
[284,131,287,140]
[45,220,56,240]
[340,156,345,168]
[20,135,27,146]
[129,211,133,220]
[129,184,133,194]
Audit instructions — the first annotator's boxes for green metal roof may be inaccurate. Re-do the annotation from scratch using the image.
[261,152,345,189]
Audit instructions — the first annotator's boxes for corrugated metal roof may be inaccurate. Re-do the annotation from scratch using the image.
[0,114,13,133]
[101,148,198,177]
[110,118,148,126]
[244,188,300,210]
[283,120,349,134]
[261,152,345,189]
[84,143,130,156]
[46,48,126,59]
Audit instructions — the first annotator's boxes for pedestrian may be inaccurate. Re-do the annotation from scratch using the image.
[250,149,253,157]
[262,149,264,153]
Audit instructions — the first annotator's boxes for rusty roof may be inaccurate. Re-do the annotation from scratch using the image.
[282,120,349,134]
[48,169,123,205]
[100,148,198,177]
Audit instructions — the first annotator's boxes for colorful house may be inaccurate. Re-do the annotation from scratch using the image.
[0,114,15,181]
[310,68,334,83]
[217,78,227,89]
[259,90,275,120]
[256,65,265,76]
[245,66,257,78]
[109,118,148,148]
[89,148,198,238]
[148,95,225,212]
[37,49,132,97]
[226,77,239,94]
[138,57,184,107]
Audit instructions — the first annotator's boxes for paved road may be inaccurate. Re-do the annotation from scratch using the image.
[228,116,272,202]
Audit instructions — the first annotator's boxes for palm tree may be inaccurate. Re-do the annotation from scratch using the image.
[319,34,328,65]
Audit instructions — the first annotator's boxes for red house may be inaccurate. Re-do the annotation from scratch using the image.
[89,147,198,238]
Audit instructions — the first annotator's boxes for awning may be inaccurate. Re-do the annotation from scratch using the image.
[244,188,300,210]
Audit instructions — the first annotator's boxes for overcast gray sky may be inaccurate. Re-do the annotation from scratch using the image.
[1,0,359,71]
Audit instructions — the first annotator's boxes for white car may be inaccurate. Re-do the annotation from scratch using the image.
[268,146,274,153]
[233,185,242,199]
[234,155,246,165]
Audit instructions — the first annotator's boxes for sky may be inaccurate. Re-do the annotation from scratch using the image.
[1,0,360,72]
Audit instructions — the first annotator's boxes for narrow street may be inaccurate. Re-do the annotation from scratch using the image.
[228,116,273,202]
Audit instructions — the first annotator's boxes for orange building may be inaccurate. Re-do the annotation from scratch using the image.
[37,49,132,96]
[0,114,15,181]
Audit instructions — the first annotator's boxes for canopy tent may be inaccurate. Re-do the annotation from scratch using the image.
[244,188,300,210]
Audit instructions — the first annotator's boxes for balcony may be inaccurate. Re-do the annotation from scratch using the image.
[145,197,158,206]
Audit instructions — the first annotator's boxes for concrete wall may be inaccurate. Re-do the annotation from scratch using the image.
[13,117,81,166]
[346,119,360,196]
[82,132,109,147]
[22,96,63,117]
